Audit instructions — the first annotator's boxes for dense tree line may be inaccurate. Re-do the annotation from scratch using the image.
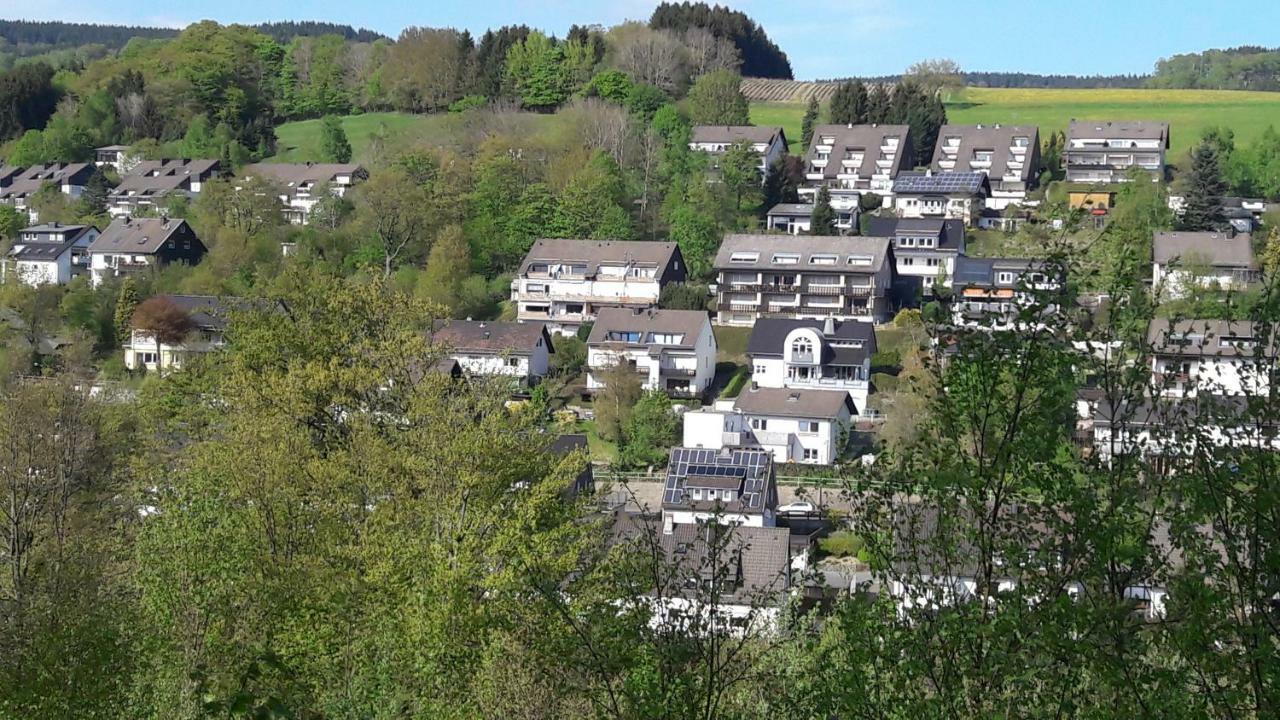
[649,1,792,79]
[1151,45,1280,91]
[0,19,178,53]
[0,63,58,142]
[251,21,387,44]
[827,79,947,161]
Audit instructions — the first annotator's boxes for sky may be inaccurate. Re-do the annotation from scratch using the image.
[9,0,1280,80]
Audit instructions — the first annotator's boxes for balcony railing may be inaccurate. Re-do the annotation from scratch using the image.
[659,366,696,378]
[804,284,845,295]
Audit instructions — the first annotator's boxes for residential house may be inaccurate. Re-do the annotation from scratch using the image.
[1092,395,1280,464]
[87,216,207,287]
[430,319,554,387]
[586,307,717,398]
[765,202,815,235]
[713,234,893,326]
[3,222,99,286]
[745,317,876,414]
[1065,120,1169,183]
[511,239,686,336]
[107,159,221,217]
[689,125,788,181]
[682,385,854,464]
[1148,318,1273,398]
[891,171,990,225]
[931,124,1040,209]
[865,217,966,297]
[662,446,778,527]
[950,256,1059,331]
[94,145,133,172]
[124,294,235,371]
[0,163,95,221]
[1152,230,1259,299]
[801,123,914,226]
[239,162,367,224]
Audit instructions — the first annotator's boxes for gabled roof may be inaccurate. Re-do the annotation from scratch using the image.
[518,239,681,277]
[1153,231,1255,269]
[804,123,912,180]
[893,171,990,195]
[745,317,877,364]
[1067,120,1169,144]
[952,256,1046,287]
[663,447,776,515]
[0,163,94,199]
[864,217,966,252]
[715,233,890,273]
[587,307,709,350]
[10,224,97,261]
[766,202,814,217]
[88,216,193,255]
[931,124,1040,181]
[1147,318,1276,359]
[111,159,220,198]
[240,162,366,196]
[430,320,552,356]
[733,385,853,420]
[150,295,242,331]
[690,125,786,146]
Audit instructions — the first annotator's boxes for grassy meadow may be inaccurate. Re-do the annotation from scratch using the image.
[752,87,1280,159]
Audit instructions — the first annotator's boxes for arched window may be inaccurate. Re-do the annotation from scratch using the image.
[791,338,813,356]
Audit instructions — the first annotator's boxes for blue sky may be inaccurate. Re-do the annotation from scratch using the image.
[11,0,1280,79]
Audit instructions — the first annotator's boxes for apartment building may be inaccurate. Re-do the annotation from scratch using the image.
[713,234,892,326]
[87,216,207,287]
[865,217,966,296]
[239,162,367,224]
[950,256,1059,331]
[689,125,788,179]
[745,317,876,414]
[891,171,990,225]
[800,123,914,225]
[1152,231,1259,299]
[586,307,717,398]
[1065,120,1169,183]
[511,239,686,336]
[4,223,99,286]
[0,163,96,221]
[932,124,1041,209]
[1148,318,1273,398]
[108,159,221,217]
[683,386,854,465]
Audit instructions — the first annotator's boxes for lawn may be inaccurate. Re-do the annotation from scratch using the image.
[750,87,1280,160]
[268,112,444,164]
[714,325,753,364]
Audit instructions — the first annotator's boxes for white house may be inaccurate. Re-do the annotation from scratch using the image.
[801,124,914,212]
[931,124,1040,210]
[1148,318,1272,398]
[87,216,207,288]
[713,234,893,326]
[3,223,98,286]
[430,319,554,387]
[765,203,814,235]
[1152,231,1259,299]
[1092,395,1280,463]
[94,145,135,173]
[744,317,876,415]
[238,163,367,224]
[661,446,778,527]
[682,385,854,465]
[125,294,236,371]
[866,217,966,296]
[511,239,687,336]
[1065,120,1169,184]
[108,159,221,217]
[586,307,716,398]
[689,125,788,181]
[891,171,990,226]
[950,256,1060,331]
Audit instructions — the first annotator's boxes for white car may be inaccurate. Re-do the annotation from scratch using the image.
[777,501,815,515]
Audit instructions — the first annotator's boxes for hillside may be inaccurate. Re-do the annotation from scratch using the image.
[750,86,1280,158]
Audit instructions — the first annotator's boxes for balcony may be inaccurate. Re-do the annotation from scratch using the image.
[750,430,792,446]
[790,351,816,364]
[804,284,845,295]
[659,366,697,378]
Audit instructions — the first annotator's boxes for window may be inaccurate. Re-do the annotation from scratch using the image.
[809,254,837,265]
[996,271,1016,284]
[772,253,799,265]
[847,255,873,266]
[507,357,521,367]
[751,417,768,430]
[753,364,767,375]
[137,351,158,365]
[730,252,759,263]
[691,488,702,500]
[800,421,819,433]
[722,491,735,502]
[649,333,685,344]
[802,448,819,461]
[901,257,915,266]
[899,237,916,247]
[1013,136,1030,148]
[791,338,813,356]
[920,237,935,248]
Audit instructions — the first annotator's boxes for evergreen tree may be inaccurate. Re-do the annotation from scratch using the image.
[865,83,890,124]
[1180,140,1227,231]
[811,186,836,235]
[828,80,867,125]
[319,114,352,163]
[800,95,818,148]
[77,169,110,217]
[113,278,139,345]
[761,157,799,215]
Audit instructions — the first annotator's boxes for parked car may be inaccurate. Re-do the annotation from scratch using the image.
[778,501,816,515]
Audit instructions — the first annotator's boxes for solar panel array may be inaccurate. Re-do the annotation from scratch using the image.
[663,447,774,511]
[894,171,986,194]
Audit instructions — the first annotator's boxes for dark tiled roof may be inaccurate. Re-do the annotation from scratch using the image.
[431,320,552,356]
[10,224,96,260]
[714,233,890,272]
[1067,120,1169,143]
[240,162,366,199]
[691,125,786,146]
[766,202,814,217]
[893,171,990,195]
[1153,231,1255,268]
[587,307,709,350]
[111,159,220,198]
[733,386,853,420]
[88,216,192,255]
[518,239,680,277]
[0,163,94,200]
[864,217,966,252]
[662,447,776,514]
[1147,318,1276,359]
[745,317,877,364]
[153,295,241,331]
[931,124,1040,181]
[804,124,912,180]
[952,256,1046,287]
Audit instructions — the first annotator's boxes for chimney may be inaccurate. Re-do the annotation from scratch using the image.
[823,317,835,334]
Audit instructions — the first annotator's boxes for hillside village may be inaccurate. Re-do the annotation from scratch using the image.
[1,6,1279,718]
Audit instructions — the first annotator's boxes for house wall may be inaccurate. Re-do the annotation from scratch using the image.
[124,328,223,371]
[586,333,716,397]
[14,259,61,286]
[767,215,811,235]
[1152,355,1268,397]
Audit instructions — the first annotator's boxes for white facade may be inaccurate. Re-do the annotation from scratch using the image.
[90,252,154,288]
[124,327,224,372]
[587,316,717,397]
[689,133,787,179]
[450,342,551,381]
[682,398,850,465]
[749,325,873,414]
[894,194,981,223]
[515,267,662,335]
[5,228,98,287]
[1152,262,1257,300]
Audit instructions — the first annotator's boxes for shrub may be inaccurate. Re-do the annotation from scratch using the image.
[721,365,750,398]
[448,95,488,113]
[870,349,901,373]
[818,531,864,558]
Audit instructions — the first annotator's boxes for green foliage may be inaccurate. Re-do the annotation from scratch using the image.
[551,152,633,239]
[686,69,749,125]
[619,389,679,468]
[551,335,586,376]
[800,94,818,148]
[504,31,571,111]
[0,205,22,242]
[447,94,487,113]
[810,186,836,235]
[721,364,749,397]
[828,79,868,125]
[318,114,351,162]
[718,140,761,210]
[112,278,140,345]
[667,203,719,279]
[625,83,668,121]
[659,282,710,311]
[1180,140,1227,230]
[417,224,472,315]
[584,69,632,102]
[818,530,864,558]
[0,62,58,141]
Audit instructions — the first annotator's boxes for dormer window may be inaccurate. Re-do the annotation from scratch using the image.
[772,253,799,265]
[809,254,837,265]
[847,255,873,266]
[791,338,813,356]
[996,271,1016,284]
[730,252,758,263]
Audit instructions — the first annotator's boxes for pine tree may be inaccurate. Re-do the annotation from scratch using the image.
[827,80,868,126]
[113,278,139,346]
[800,95,818,148]
[811,186,836,235]
[761,157,798,216]
[1180,140,1227,231]
[866,83,890,124]
[320,115,352,163]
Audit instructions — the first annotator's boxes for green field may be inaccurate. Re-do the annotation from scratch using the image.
[752,87,1280,159]
[269,112,443,163]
